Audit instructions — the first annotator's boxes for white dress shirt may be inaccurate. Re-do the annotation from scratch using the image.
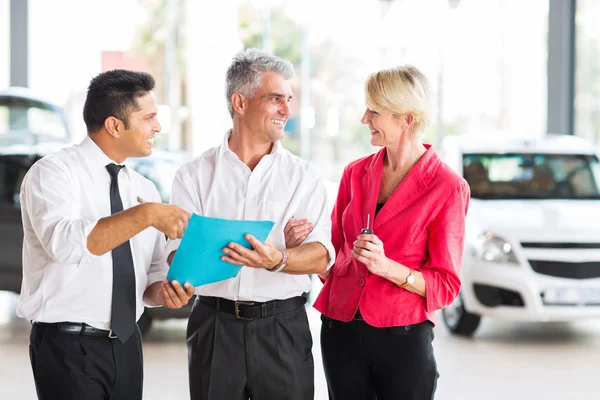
[167,131,335,302]
[17,136,168,330]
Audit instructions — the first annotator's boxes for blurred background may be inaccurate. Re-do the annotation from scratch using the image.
[1,0,599,169]
[2,0,600,399]
[0,0,583,176]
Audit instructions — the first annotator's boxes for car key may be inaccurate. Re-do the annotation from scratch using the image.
[361,213,373,235]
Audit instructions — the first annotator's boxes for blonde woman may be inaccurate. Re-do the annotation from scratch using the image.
[314,66,470,399]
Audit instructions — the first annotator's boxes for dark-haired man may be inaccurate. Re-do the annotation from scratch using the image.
[17,69,194,400]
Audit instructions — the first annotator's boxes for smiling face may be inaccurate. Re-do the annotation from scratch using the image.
[361,108,410,147]
[118,91,161,159]
[242,72,293,143]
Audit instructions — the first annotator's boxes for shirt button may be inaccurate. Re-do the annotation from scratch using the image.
[405,325,411,331]
[358,278,365,287]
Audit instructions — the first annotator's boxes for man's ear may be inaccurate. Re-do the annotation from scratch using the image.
[232,93,247,115]
[104,117,123,138]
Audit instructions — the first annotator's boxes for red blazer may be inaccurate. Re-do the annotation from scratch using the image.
[314,145,470,327]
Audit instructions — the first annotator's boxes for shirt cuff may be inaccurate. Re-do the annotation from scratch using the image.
[165,238,181,259]
[147,270,167,287]
[79,218,102,263]
[143,270,168,308]
[304,231,335,270]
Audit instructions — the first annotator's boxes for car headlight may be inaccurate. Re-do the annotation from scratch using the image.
[476,232,518,264]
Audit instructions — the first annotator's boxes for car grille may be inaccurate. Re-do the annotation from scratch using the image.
[473,284,525,307]
[529,260,600,279]
[521,242,600,249]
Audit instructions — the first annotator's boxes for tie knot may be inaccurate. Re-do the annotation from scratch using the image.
[106,163,125,180]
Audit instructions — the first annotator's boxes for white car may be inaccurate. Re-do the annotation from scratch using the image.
[439,134,600,335]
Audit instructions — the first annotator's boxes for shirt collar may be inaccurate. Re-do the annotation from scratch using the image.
[79,135,128,172]
[218,129,284,159]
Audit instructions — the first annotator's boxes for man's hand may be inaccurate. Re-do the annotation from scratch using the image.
[145,203,191,240]
[284,218,313,248]
[157,280,195,309]
[221,234,283,269]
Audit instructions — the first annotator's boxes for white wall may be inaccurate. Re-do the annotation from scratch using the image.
[183,0,242,157]
[0,0,9,89]
[27,0,146,140]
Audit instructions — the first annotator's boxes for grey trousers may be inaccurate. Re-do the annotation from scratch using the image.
[187,297,314,400]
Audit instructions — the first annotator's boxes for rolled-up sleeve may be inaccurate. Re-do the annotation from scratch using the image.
[21,160,100,265]
[165,167,203,257]
[421,181,471,312]
[294,166,335,269]
[146,188,169,290]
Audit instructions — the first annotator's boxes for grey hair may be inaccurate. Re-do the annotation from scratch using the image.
[225,48,295,117]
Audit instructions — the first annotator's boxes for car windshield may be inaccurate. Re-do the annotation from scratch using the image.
[0,97,68,145]
[463,153,600,200]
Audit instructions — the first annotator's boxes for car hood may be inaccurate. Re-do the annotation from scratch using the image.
[468,199,600,242]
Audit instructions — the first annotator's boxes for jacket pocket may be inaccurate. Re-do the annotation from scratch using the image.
[331,253,352,277]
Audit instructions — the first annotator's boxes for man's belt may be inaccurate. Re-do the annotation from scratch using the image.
[198,295,307,321]
[34,322,119,339]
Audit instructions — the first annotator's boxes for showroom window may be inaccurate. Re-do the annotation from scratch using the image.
[575,0,600,147]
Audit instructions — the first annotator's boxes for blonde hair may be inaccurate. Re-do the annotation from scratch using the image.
[365,65,433,135]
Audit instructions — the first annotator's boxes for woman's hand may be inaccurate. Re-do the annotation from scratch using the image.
[351,233,391,277]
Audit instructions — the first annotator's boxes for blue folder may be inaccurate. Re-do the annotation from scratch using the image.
[167,214,275,287]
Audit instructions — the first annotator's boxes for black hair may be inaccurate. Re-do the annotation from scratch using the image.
[83,69,155,133]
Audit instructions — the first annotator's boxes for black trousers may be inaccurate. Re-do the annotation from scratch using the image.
[29,323,143,400]
[187,297,314,400]
[321,316,438,400]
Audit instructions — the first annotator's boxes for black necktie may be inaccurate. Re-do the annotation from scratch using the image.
[106,163,136,343]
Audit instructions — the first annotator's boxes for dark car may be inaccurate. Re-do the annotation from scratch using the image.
[0,88,193,335]
[0,87,71,147]
[0,87,71,295]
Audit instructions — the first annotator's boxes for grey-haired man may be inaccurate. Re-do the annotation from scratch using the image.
[167,49,333,400]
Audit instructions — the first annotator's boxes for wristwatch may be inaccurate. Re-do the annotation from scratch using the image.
[398,269,415,288]
[267,249,288,273]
